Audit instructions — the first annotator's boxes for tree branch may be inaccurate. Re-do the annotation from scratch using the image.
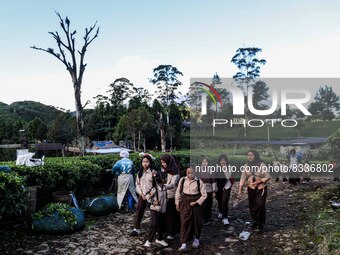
[31,45,68,68]
[55,11,77,78]
[78,24,99,84]
[82,100,91,109]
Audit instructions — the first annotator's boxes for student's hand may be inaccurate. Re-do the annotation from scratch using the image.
[253,180,262,187]
[141,194,146,200]
[212,192,216,198]
[190,201,197,207]
[237,189,243,199]
[176,205,180,211]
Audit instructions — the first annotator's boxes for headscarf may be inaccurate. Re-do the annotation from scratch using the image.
[217,154,229,166]
[119,150,129,158]
[200,157,214,184]
[247,149,262,167]
[138,154,154,178]
[160,154,179,175]
[216,153,229,187]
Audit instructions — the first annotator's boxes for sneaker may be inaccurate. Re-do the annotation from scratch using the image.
[222,218,230,225]
[155,239,168,247]
[203,220,210,226]
[178,243,188,252]
[217,213,223,219]
[254,224,264,233]
[251,222,258,229]
[167,235,175,240]
[130,229,140,236]
[192,238,200,249]
[144,240,151,247]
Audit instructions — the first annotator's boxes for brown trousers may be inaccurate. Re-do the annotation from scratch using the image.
[148,210,165,242]
[134,196,148,229]
[202,192,213,222]
[221,187,231,218]
[247,186,267,225]
[166,198,180,236]
[179,193,203,244]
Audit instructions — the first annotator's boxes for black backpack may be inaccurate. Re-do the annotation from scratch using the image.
[179,177,201,195]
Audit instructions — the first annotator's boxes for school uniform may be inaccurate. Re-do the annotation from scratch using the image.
[301,163,311,183]
[145,183,168,242]
[164,172,180,236]
[240,162,270,227]
[216,171,232,219]
[175,176,207,244]
[133,168,153,229]
[288,154,301,185]
[272,160,282,181]
[201,178,217,222]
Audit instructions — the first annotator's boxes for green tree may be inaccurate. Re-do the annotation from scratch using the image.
[128,87,152,110]
[230,47,267,138]
[251,80,270,112]
[108,77,133,123]
[0,121,5,143]
[151,99,166,151]
[150,65,183,105]
[231,47,266,81]
[108,78,134,109]
[47,112,76,144]
[168,103,184,149]
[31,12,99,137]
[150,65,183,151]
[114,107,152,151]
[308,85,340,120]
[328,128,340,160]
[27,117,47,142]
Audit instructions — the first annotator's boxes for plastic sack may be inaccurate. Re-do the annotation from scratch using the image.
[32,208,85,234]
[0,166,11,173]
[85,195,119,216]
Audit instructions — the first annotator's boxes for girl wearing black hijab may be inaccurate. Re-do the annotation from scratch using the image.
[216,153,233,225]
[200,157,218,225]
[238,150,270,230]
[160,154,180,239]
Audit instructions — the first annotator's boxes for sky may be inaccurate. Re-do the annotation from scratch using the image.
[1,0,340,111]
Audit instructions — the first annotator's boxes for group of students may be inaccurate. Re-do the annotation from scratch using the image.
[112,149,271,252]
[272,148,311,185]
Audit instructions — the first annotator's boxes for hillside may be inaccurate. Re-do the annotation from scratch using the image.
[0,100,62,124]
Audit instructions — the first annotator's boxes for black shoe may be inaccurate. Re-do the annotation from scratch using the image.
[251,222,258,229]
[130,230,139,236]
[256,224,264,233]
[203,220,210,226]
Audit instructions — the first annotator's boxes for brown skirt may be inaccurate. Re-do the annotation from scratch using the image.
[166,198,180,235]
[247,186,267,225]
[179,193,203,244]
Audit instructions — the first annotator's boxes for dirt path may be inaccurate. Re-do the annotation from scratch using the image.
[0,180,334,255]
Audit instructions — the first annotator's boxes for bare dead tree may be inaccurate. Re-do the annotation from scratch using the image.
[31,11,99,137]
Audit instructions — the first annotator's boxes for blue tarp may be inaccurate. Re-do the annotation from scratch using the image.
[32,208,85,234]
[0,166,11,173]
[85,195,119,216]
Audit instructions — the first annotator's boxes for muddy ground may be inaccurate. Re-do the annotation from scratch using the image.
[0,179,337,255]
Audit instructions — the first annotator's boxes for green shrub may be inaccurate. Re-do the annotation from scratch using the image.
[0,172,27,220]
[33,202,78,228]
[12,158,102,206]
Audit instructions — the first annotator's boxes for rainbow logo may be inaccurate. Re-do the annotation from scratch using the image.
[195,82,223,108]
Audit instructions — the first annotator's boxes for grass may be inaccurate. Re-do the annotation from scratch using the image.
[303,184,340,254]
[191,120,340,140]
